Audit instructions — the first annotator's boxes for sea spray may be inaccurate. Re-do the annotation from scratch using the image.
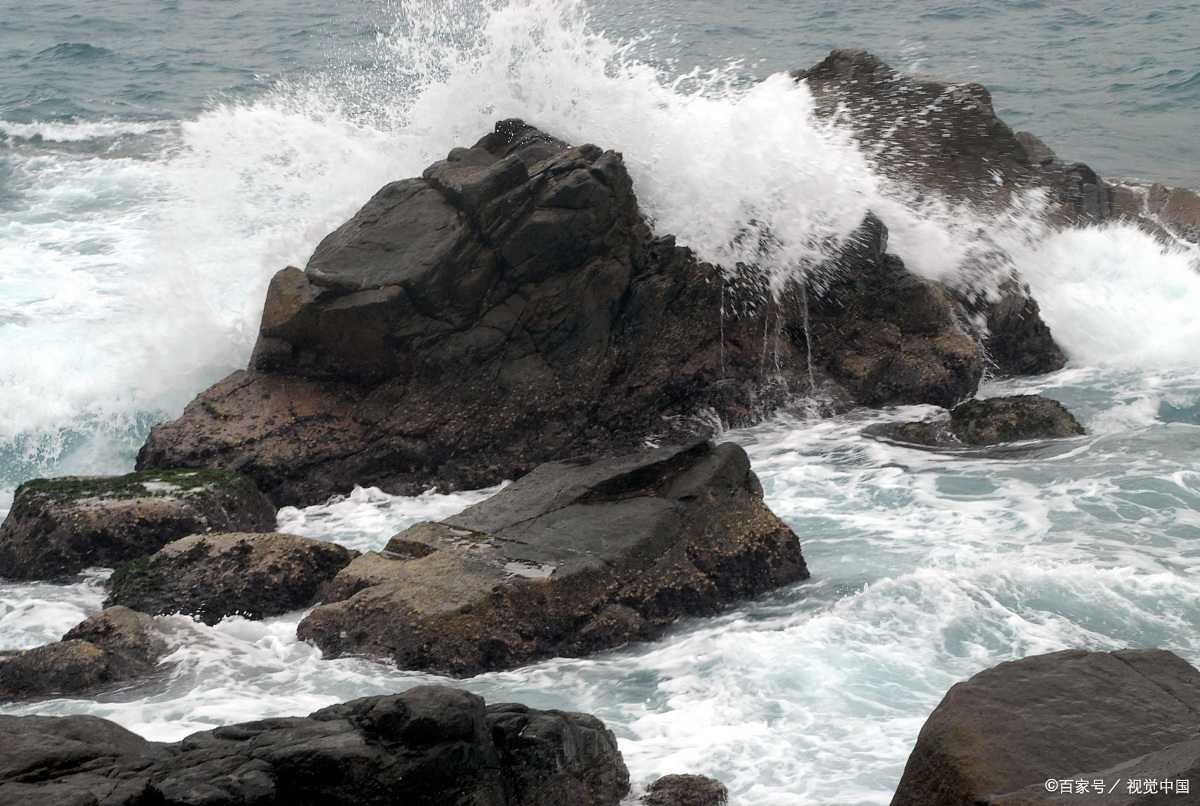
[2,1,1200,803]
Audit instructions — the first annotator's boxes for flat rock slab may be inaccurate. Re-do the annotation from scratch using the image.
[298,441,809,676]
[890,648,1200,806]
[0,469,276,580]
[106,532,359,625]
[886,395,1085,447]
[0,607,168,702]
[0,686,629,806]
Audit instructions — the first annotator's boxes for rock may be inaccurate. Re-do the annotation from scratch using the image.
[138,121,1064,505]
[987,736,1200,804]
[794,49,1116,221]
[973,280,1066,377]
[1148,183,1200,242]
[796,214,986,407]
[795,50,1043,209]
[890,648,1200,806]
[0,686,629,806]
[106,532,358,625]
[297,440,808,676]
[0,607,168,702]
[0,469,276,580]
[642,774,729,806]
[890,395,1085,447]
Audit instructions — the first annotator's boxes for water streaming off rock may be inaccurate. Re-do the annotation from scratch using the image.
[1,1,1199,802]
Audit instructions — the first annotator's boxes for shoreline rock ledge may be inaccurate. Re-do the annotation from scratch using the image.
[0,685,630,805]
[298,440,808,676]
[136,110,1065,506]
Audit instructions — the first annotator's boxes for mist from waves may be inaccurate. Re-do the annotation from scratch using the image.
[2,3,1200,802]
[3,0,1198,509]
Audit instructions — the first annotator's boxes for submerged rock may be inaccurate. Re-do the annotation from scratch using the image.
[297,441,808,676]
[0,607,167,702]
[105,532,358,625]
[136,119,1064,505]
[0,685,629,806]
[642,774,729,806]
[0,469,276,580]
[890,648,1200,806]
[890,395,1085,447]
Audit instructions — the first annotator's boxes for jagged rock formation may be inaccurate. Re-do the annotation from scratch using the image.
[0,469,276,580]
[298,441,808,676]
[890,648,1200,806]
[794,49,1123,221]
[0,607,167,702]
[137,116,1064,505]
[888,394,1085,447]
[106,532,358,625]
[0,686,630,805]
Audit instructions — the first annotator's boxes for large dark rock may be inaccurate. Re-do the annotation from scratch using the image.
[0,607,168,702]
[890,648,1200,806]
[105,532,359,625]
[795,213,986,405]
[0,686,629,806]
[136,120,1063,505]
[0,469,276,580]
[889,394,1085,447]
[297,441,808,676]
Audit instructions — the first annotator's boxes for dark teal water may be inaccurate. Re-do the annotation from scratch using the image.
[4,0,1198,182]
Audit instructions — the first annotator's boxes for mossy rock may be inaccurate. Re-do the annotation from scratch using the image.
[11,469,258,518]
[949,395,1085,445]
[884,395,1085,448]
[0,469,276,580]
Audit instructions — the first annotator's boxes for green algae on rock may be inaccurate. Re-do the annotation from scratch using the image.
[0,469,275,580]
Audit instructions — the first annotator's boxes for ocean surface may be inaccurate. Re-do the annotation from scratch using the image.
[2,1,1200,803]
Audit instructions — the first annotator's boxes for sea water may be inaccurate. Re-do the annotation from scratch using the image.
[2,1,1199,803]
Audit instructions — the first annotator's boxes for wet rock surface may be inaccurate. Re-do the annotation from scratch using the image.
[0,607,168,702]
[794,49,1118,222]
[1148,183,1200,242]
[0,469,276,580]
[0,685,630,806]
[106,532,359,625]
[297,441,809,676]
[890,649,1200,806]
[888,395,1085,447]
[136,117,1065,505]
[642,774,729,806]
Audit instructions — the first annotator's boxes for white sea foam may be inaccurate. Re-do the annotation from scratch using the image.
[0,119,172,143]
[0,570,109,651]
[1,0,1197,502]
[2,2,1200,803]
[276,482,508,553]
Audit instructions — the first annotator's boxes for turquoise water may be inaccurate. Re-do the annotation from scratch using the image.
[1,1,1199,803]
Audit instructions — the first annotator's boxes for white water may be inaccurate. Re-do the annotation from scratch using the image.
[2,1,1200,803]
